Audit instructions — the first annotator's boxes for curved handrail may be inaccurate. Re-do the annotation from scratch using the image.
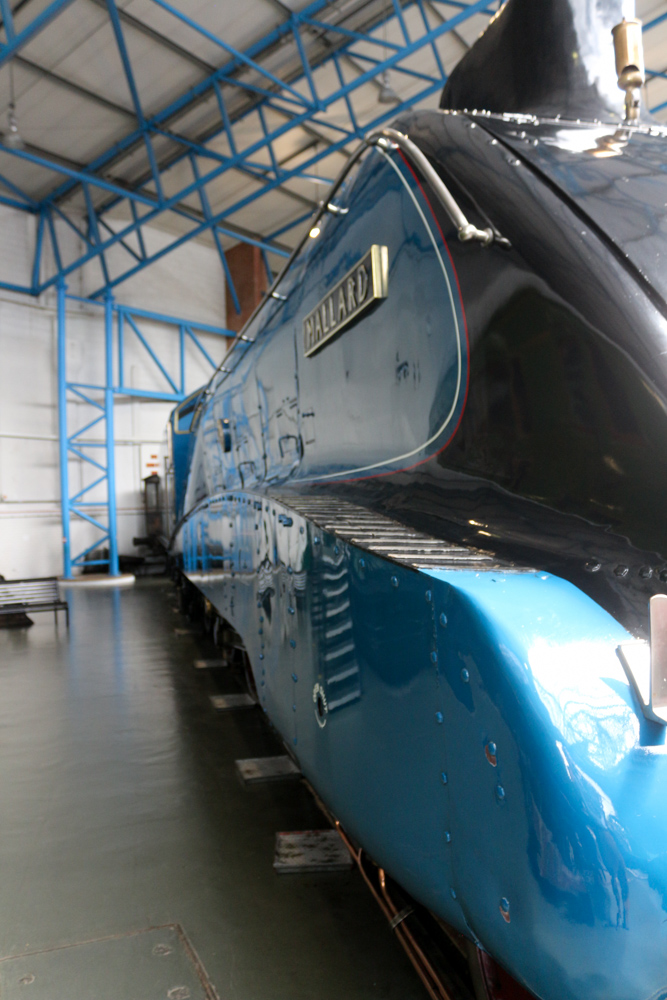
[368,127,495,245]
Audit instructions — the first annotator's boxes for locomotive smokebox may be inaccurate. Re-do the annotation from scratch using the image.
[440,0,640,121]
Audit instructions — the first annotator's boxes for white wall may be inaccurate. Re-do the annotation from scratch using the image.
[0,205,228,579]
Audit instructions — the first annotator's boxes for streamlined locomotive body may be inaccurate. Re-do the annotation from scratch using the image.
[168,1,667,997]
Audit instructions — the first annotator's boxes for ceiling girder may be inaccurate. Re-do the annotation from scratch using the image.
[2,0,663,301]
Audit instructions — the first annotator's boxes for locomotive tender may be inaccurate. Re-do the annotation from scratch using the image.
[168,1,667,997]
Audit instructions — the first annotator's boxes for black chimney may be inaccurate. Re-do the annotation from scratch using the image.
[440,0,637,121]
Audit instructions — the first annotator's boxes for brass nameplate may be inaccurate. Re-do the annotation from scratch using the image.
[303,244,388,358]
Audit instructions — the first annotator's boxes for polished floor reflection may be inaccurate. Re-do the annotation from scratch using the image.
[0,579,423,999]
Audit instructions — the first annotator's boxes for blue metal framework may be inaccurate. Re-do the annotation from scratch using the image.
[0,0,665,301]
[57,282,230,578]
[0,0,503,305]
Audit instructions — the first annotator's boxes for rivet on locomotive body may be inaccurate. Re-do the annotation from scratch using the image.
[391,576,399,588]
[430,651,438,664]
[439,613,447,627]
[500,898,511,923]
[441,772,448,784]
[496,784,506,801]
[436,712,444,724]
[461,668,470,683]
[445,831,452,843]
[425,590,432,602]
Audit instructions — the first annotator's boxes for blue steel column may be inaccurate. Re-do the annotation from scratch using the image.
[58,280,72,580]
[57,279,72,579]
[105,291,120,576]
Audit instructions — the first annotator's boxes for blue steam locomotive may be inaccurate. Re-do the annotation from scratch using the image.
[167,1,667,997]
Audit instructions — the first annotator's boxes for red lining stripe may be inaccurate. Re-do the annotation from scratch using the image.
[328,148,471,484]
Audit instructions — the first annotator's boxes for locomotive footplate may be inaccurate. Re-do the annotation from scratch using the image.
[274,495,526,573]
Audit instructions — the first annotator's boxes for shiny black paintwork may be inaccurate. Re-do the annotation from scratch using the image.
[440,0,632,122]
[280,107,667,639]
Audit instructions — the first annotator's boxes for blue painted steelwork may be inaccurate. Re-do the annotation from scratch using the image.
[104,292,119,577]
[0,0,502,299]
[0,0,76,69]
[0,0,665,299]
[57,291,230,578]
[644,10,667,30]
[57,281,72,579]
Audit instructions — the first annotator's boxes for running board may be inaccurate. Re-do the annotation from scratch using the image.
[274,495,525,573]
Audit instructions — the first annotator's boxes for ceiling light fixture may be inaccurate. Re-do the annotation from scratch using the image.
[377,69,398,105]
[2,63,24,150]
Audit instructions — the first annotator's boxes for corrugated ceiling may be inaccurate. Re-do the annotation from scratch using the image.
[0,0,665,291]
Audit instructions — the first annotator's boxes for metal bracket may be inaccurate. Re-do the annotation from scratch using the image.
[369,127,503,247]
[324,201,349,216]
[617,594,667,725]
[390,906,414,930]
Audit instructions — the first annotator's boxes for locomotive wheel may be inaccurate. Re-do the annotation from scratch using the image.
[208,614,258,703]
[469,947,536,1000]
[202,598,215,635]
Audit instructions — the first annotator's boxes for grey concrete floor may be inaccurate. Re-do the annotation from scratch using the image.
[0,579,425,1000]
